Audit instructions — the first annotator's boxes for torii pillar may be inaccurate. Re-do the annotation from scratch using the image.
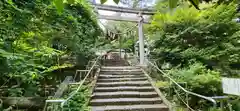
[138,12,145,65]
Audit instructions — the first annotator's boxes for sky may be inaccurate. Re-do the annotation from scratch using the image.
[95,0,124,16]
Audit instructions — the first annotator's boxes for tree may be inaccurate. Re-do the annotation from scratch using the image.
[0,0,100,98]
[149,1,240,110]
[99,0,236,9]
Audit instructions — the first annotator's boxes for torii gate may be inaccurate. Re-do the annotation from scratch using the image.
[93,4,155,65]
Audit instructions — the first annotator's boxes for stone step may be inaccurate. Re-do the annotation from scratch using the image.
[90,62,169,111]
[96,81,151,87]
[100,71,143,75]
[101,69,142,72]
[97,77,148,82]
[103,61,128,66]
[101,66,140,70]
[91,104,169,111]
[94,86,155,92]
[99,75,146,79]
[92,91,159,99]
[90,97,162,106]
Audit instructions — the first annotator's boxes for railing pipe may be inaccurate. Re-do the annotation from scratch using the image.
[146,60,217,107]
[60,56,101,107]
[43,56,101,111]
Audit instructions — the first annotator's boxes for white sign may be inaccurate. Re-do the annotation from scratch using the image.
[222,77,240,96]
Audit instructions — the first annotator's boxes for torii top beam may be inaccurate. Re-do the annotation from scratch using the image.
[98,15,150,24]
[94,4,156,15]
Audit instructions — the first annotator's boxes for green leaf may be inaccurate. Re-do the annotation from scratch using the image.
[169,0,179,9]
[6,0,13,5]
[113,0,120,4]
[54,0,64,13]
[192,0,199,5]
[67,0,75,4]
[100,0,107,4]
[188,0,200,10]
[41,64,73,73]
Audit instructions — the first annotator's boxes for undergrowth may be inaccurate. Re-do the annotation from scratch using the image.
[63,85,91,111]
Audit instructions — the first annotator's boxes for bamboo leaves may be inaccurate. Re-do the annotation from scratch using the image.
[0,0,100,97]
[100,0,107,4]
[113,0,120,4]
[67,0,75,4]
[100,0,120,4]
[169,0,200,9]
[52,0,121,13]
[54,0,64,13]
[188,0,200,10]
[169,0,179,9]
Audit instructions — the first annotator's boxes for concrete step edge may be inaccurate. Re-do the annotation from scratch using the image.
[92,91,159,98]
[90,98,163,106]
[91,104,169,111]
[99,72,144,75]
[99,75,146,78]
[101,70,142,72]
[94,86,154,90]
[98,77,147,81]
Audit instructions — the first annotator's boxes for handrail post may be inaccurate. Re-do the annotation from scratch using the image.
[169,80,172,97]
[185,83,189,109]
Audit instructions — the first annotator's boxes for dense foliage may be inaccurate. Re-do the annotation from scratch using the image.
[149,1,240,110]
[63,85,90,111]
[101,0,234,9]
[0,0,100,100]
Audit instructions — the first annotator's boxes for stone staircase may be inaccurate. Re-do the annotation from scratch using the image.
[90,64,169,111]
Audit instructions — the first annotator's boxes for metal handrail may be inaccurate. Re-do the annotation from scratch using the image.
[44,56,101,110]
[146,60,217,107]
[60,56,101,107]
